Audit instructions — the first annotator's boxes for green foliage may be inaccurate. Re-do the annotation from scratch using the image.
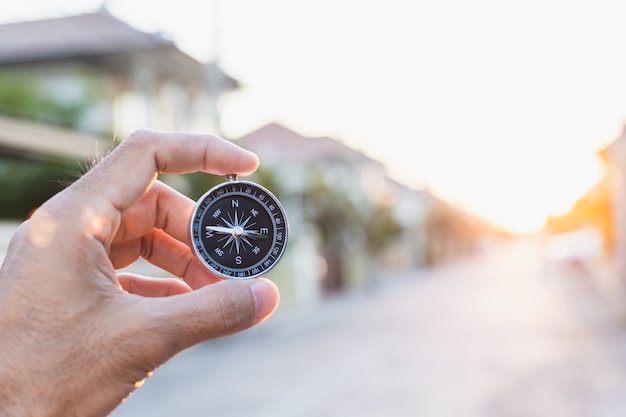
[0,72,93,128]
[0,71,102,219]
[302,177,402,255]
[303,178,363,246]
[0,155,78,219]
[180,172,224,200]
[364,204,403,253]
[243,167,282,199]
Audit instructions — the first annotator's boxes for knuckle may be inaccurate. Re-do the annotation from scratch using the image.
[126,129,157,146]
[123,129,165,171]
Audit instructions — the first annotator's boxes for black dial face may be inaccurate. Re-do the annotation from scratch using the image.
[190,179,288,279]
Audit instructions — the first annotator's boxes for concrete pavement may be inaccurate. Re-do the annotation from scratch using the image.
[3,221,626,416]
[110,238,626,417]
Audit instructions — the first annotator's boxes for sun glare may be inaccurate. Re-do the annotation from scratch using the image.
[453,156,604,235]
[1,0,620,240]
[385,140,608,236]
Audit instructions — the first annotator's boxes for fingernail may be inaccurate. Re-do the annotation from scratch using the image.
[251,279,279,321]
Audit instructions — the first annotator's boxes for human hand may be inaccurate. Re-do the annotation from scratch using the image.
[0,130,280,417]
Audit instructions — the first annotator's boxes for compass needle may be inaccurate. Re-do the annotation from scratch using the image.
[222,217,235,228]
[240,214,253,229]
[206,225,235,235]
[235,236,241,254]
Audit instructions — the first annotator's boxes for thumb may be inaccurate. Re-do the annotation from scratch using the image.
[147,278,280,355]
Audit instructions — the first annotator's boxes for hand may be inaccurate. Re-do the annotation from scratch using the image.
[0,130,280,417]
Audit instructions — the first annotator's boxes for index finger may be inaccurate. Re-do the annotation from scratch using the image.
[86,130,259,212]
[44,130,259,244]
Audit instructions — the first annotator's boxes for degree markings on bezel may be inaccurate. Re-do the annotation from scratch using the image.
[190,180,288,280]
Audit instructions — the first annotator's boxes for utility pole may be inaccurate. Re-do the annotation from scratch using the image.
[206,0,224,137]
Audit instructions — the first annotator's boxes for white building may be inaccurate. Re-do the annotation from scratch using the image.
[235,123,435,304]
[0,7,238,157]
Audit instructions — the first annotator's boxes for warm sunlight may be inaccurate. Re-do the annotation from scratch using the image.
[383,130,610,235]
[5,3,626,417]
[2,0,625,235]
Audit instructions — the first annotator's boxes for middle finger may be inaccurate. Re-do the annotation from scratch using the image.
[111,228,223,288]
[114,180,195,247]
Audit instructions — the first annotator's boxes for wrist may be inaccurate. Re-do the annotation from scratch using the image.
[0,337,57,416]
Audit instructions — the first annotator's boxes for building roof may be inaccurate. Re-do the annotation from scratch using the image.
[0,9,240,158]
[235,123,381,165]
[0,9,174,65]
[0,9,239,90]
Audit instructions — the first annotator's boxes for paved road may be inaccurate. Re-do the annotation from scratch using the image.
[110,238,626,417]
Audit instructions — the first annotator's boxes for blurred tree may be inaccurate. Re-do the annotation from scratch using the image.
[177,172,224,201]
[0,72,96,219]
[424,201,502,265]
[365,204,403,254]
[0,72,96,128]
[240,166,282,200]
[0,155,78,219]
[302,176,402,294]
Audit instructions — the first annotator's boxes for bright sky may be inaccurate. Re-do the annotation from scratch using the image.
[2,0,626,233]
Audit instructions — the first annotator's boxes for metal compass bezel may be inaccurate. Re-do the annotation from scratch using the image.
[189,175,289,280]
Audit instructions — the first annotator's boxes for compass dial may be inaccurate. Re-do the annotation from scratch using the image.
[190,177,289,279]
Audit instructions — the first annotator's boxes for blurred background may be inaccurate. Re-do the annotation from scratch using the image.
[3,1,626,416]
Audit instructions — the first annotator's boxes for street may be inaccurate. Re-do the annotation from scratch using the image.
[111,238,626,417]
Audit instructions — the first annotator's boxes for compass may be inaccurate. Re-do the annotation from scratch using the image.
[189,174,289,279]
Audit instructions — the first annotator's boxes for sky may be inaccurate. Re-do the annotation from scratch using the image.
[2,0,626,233]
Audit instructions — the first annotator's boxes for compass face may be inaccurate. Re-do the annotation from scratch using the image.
[190,179,289,279]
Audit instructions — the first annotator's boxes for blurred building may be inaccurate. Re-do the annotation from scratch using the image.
[0,7,237,158]
[543,126,621,309]
[602,126,626,290]
[235,123,443,305]
[0,8,499,310]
